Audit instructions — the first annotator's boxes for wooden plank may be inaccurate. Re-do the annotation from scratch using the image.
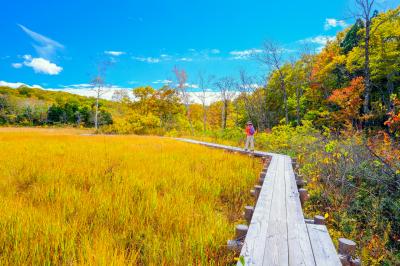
[239,156,278,265]
[262,155,289,265]
[175,138,275,158]
[285,156,316,266]
[306,224,341,266]
[175,139,340,266]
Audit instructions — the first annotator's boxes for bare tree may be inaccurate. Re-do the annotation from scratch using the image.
[215,77,237,129]
[112,89,130,103]
[255,41,289,124]
[90,63,108,130]
[173,66,194,134]
[196,71,214,132]
[238,70,267,129]
[354,0,376,115]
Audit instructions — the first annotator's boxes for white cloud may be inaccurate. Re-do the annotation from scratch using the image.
[300,35,335,45]
[177,57,193,62]
[0,81,42,89]
[153,79,173,84]
[18,24,64,59]
[104,51,125,56]
[62,83,93,88]
[0,81,28,88]
[324,18,348,30]
[23,56,63,75]
[229,49,262,60]
[11,63,23,69]
[188,91,241,105]
[210,49,220,54]
[184,83,199,89]
[299,35,336,53]
[132,56,161,63]
[48,87,133,101]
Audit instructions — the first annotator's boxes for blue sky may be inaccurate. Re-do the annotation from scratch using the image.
[0,0,398,95]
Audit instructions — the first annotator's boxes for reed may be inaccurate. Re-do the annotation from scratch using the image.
[0,128,260,265]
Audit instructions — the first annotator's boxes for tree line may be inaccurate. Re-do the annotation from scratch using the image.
[0,86,112,127]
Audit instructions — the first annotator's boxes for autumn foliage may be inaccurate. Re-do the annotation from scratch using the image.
[328,77,365,125]
[384,96,400,136]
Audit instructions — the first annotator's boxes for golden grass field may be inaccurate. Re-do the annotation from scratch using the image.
[0,128,261,265]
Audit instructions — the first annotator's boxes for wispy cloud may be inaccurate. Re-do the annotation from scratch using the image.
[153,79,173,84]
[229,49,262,60]
[18,24,64,59]
[132,56,161,63]
[177,57,193,62]
[11,63,23,69]
[104,51,125,56]
[324,18,348,30]
[21,54,63,75]
[62,83,93,88]
[132,48,220,64]
[299,35,335,45]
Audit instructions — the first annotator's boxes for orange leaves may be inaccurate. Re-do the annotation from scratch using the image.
[384,95,400,135]
[384,111,400,133]
[328,77,365,123]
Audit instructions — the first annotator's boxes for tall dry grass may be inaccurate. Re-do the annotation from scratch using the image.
[0,128,260,265]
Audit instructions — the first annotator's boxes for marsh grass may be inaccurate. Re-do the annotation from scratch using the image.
[0,128,260,265]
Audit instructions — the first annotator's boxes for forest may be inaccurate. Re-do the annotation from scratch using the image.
[0,5,399,265]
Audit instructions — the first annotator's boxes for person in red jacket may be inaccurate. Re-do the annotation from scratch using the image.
[244,121,255,152]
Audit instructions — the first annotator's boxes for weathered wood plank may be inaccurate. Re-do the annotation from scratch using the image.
[307,224,342,266]
[285,156,316,266]
[239,156,278,265]
[262,155,289,265]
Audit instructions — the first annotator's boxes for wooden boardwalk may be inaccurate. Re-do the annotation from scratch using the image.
[176,139,342,266]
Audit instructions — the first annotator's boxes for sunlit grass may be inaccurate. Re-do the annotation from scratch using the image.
[0,128,260,265]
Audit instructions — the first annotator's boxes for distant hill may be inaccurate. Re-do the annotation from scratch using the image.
[0,86,115,126]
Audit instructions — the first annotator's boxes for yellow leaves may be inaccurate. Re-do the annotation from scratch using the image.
[333,152,341,159]
[324,213,329,219]
[323,157,331,164]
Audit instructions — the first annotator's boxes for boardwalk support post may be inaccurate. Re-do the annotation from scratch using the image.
[244,206,254,224]
[262,156,268,163]
[227,224,248,253]
[235,224,248,240]
[227,240,242,252]
[250,189,255,197]
[296,174,307,188]
[299,188,309,206]
[338,238,360,266]
[254,185,262,199]
[259,171,267,178]
[292,158,298,169]
[314,215,325,225]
